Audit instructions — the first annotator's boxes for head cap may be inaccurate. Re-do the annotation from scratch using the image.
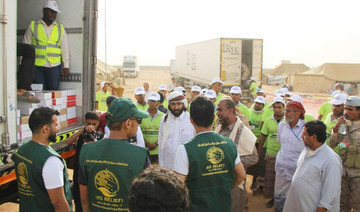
[329,93,347,105]
[100,81,107,89]
[174,86,186,95]
[148,92,160,101]
[205,89,217,99]
[191,86,201,92]
[345,96,360,107]
[158,84,167,91]
[134,87,145,95]
[254,96,266,104]
[211,77,223,85]
[43,0,61,13]
[230,86,242,94]
[106,98,149,125]
[288,94,303,104]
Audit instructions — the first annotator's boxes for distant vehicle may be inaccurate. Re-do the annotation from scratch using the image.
[170,59,176,75]
[174,38,263,93]
[123,56,139,78]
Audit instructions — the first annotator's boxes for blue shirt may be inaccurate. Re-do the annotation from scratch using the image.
[283,144,342,212]
[275,119,305,180]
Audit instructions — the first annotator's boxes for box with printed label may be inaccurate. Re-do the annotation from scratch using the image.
[60,108,67,115]
[60,121,68,128]
[67,117,77,125]
[20,116,30,125]
[67,107,76,119]
[67,101,76,108]
[67,90,76,96]
[35,92,52,100]
[60,90,68,97]
[51,91,62,98]
[39,99,52,107]
[18,102,39,109]
[20,124,30,132]
[51,105,61,111]
[19,107,34,115]
[52,98,64,105]
[20,130,32,139]
[59,114,67,122]
[67,95,76,101]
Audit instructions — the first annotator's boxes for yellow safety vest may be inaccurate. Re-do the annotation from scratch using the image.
[30,21,64,66]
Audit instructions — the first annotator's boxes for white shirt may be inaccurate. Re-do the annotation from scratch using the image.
[144,90,151,102]
[23,19,70,68]
[158,111,195,170]
[173,131,241,175]
[104,125,145,148]
[42,156,64,189]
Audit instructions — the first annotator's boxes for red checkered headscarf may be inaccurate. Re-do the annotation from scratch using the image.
[286,101,305,120]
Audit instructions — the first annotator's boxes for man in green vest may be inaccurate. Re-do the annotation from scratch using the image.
[141,92,165,163]
[79,98,150,212]
[174,96,246,212]
[23,0,70,90]
[258,96,285,208]
[158,84,169,109]
[249,77,259,98]
[14,107,72,212]
[134,87,149,111]
[229,86,251,121]
[96,81,115,112]
[211,77,227,105]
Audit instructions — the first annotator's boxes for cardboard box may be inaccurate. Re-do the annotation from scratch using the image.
[59,114,67,122]
[60,90,68,97]
[20,116,30,125]
[67,95,76,101]
[19,107,34,115]
[60,103,67,109]
[35,92,52,100]
[51,105,61,111]
[20,124,30,132]
[67,90,76,96]
[31,84,43,91]
[39,99,52,107]
[67,107,76,119]
[60,121,68,128]
[20,130,32,139]
[18,102,39,109]
[67,117,77,125]
[51,91,62,98]
[52,98,64,105]
[67,101,76,108]
[60,108,67,115]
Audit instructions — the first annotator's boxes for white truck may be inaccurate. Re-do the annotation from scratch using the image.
[175,38,263,93]
[123,55,139,78]
[0,0,98,202]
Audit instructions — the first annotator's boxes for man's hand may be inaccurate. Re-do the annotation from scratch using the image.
[85,125,95,133]
[333,116,346,133]
[61,68,70,77]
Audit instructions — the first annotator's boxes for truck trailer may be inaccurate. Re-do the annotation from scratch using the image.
[0,0,98,203]
[123,55,139,78]
[175,38,263,93]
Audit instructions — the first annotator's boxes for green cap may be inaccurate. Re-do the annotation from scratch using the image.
[106,98,149,125]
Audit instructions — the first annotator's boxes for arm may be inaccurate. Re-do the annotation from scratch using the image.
[175,173,187,182]
[240,145,258,169]
[47,187,70,212]
[257,134,268,161]
[317,114,323,121]
[157,118,164,166]
[80,184,90,212]
[60,28,70,77]
[23,24,32,45]
[329,117,346,148]
[66,128,84,145]
[233,162,246,188]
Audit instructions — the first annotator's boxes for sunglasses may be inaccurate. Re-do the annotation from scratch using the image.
[128,117,142,124]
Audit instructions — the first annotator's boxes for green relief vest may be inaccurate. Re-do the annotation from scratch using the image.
[324,113,340,153]
[261,116,284,156]
[249,109,264,142]
[136,103,149,111]
[30,21,64,66]
[79,139,147,212]
[14,141,72,212]
[163,99,169,108]
[140,111,164,155]
[236,103,251,120]
[184,132,237,212]
[215,93,227,105]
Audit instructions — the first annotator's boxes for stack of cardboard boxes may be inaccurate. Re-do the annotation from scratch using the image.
[17,88,77,140]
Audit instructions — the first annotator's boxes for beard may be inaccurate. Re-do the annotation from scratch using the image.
[285,116,295,123]
[169,106,184,117]
[48,132,57,143]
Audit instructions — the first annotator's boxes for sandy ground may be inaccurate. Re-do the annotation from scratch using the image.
[0,68,327,211]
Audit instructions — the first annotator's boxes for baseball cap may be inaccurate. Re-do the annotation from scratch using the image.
[100,81,108,89]
[205,89,217,99]
[211,77,223,85]
[250,77,255,81]
[256,87,265,93]
[106,98,149,124]
[191,86,201,92]
[288,94,303,104]
[345,96,360,107]
[280,87,291,96]
[174,86,186,95]
[148,92,160,101]
[329,93,347,105]
[158,84,167,91]
[43,0,61,13]
[134,87,145,95]
[331,90,342,97]
[201,89,208,95]
[230,86,242,94]
[254,96,266,104]
[270,96,285,107]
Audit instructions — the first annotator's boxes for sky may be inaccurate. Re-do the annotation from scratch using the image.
[96,0,360,68]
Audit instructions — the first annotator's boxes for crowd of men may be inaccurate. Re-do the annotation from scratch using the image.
[14,70,360,212]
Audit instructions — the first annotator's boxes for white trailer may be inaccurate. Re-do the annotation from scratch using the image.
[123,55,139,78]
[175,38,263,92]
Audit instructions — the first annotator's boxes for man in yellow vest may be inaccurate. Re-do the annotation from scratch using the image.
[23,0,69,90]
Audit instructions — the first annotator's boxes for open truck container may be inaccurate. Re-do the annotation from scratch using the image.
[0,0,98,203]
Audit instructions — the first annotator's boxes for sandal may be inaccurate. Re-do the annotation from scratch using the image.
[17,91,40,103]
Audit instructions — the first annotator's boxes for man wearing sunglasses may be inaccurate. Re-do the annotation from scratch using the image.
[79,98,150,212]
